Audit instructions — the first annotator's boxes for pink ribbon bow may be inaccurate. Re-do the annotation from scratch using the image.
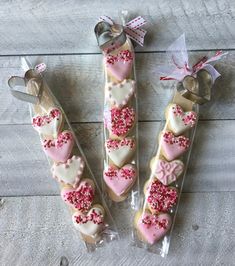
[99,15,147,46]
[157,34,227,82]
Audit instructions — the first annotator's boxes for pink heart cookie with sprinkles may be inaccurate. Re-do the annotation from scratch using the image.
[61,178,95,212]
[104,107,135,137]
[105,138,136,168]
[107,79,135,108]
[152,159,184,185]
[72,206,104,237]
[167,104,197,135]
[137,212,172,245]
[103,164,136,196]
[105,50,133,81]
[32,107,63,137]
[43,130,74,162]
[52,155,84,188]
[146,179,178,213]
[161,131,190,161]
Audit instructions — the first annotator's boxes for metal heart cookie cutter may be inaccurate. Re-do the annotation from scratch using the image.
[94,21,127,52]
[177,69,213,104]
[8,69,43,104]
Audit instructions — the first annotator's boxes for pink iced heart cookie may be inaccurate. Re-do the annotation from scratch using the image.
[72,206,104,237]
[146,180,178,213]
[61,179,95,212]
[52,155,84,188]
[105,50,133,81]
[152,159,184,185]
[32,107,63,137]
[167,104,197,135]
[103,164,136,196]
[104,107,135,137]
[43,130,74,162]
[107,79,135,108]
[105,138,135,168]
[161,131,190,161]
[137,212,172,244]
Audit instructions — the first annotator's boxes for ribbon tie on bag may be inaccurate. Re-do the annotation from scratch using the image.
[99,15,147,47]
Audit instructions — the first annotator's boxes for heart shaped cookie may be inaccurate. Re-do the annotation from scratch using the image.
[107,79,135,108]
[43,130,74,162]
[32,107,63,137]
[105,50,133,81]
[146,180,178,213]
[136,212,172,245]
[103,164,136,196]
[151,159,184,185]
[166,104,197,135]
[161,131,190,161]
[52,155,84,188]
[104,107,135,137]
[105,138,135,168]
[72,206,104,237]
[61,179,95,212]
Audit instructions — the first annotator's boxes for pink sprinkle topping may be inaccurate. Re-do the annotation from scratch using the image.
[106,50,133,65]
[147,180,178,212]
[104,166,136,180]
[105,107,135,137]
[32,108,61,127]
[163,131,190,149]
[141,214,168,229]
[172,104,197,126]
[106,138,135,151]
[74,209,103,225]
[43,131,73,149]
[63,183,94,212]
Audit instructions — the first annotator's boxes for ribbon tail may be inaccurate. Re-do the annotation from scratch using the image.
[124,27,146,46]
[99,15,114,25]
[125,16,147,28]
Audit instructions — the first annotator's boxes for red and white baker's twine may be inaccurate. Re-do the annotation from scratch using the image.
[99,15,147,46]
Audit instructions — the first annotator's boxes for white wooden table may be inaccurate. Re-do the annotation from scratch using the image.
[0,1,235,265]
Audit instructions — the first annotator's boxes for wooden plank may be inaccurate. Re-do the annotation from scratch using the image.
[1,52,235,124]
[0,193,234,265]
[0,0,234,55]
[0,120,234,196]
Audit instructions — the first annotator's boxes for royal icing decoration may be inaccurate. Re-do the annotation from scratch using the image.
[104,107,135,137]
[146,180,178,213]
[167,104,197,135]
[107,79,135,108]
[72,207,104,236]
[61,179,95,212]
[43,130,74,162]
[137,212,172,244]
[105,50,133,81]
[161,131,190,161]
[103,164,136,196]
[52,155,84,188]
[153,159,184,185]
[105,138,135,167]
[32,107,63,137]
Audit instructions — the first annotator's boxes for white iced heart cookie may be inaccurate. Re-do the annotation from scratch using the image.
[105,138,135,168]
[107,79,135,108]
[32,107,63,137]
[166,104,197,135]
[51,155,84,188]
[72,206,104,237]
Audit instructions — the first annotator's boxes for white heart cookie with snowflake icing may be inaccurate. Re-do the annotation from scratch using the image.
[72,206,104,237]
[107,79,135,108]
[32,107,63,137]
[166,104,197,135]
[51,155,84,188]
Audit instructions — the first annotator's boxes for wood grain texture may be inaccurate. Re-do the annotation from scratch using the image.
[1,120,234,197]
[1,52,235,125]
[0,193,234,266]
[0,0,234,55]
